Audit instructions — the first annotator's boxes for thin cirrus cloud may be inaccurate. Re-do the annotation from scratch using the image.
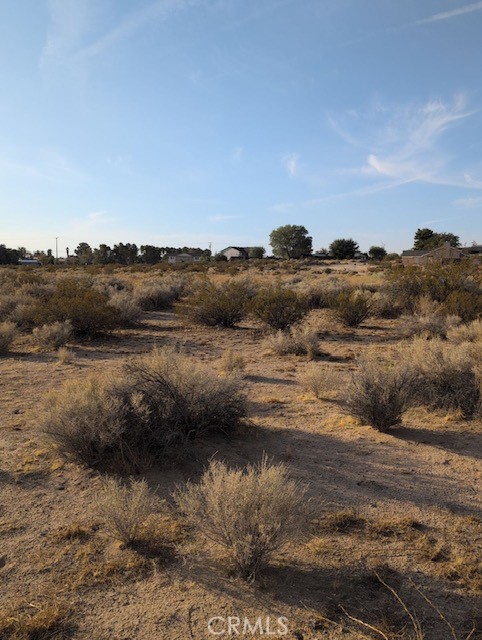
[413,1,482,26]
[41,0,205,65]
[281,152,299,178]
[70,210,117,233]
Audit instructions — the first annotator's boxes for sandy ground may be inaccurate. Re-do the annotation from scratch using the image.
[0,284,481,639]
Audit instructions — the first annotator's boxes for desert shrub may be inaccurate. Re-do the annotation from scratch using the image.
[108,291,143,325]
[41,347,247,471]
[220,349,246,373]
[178,280,249,327]
[442,289,482,322]
[345,357,414,431]
[398,338,480,418]
[299,277,351,310]
[32,320,73,350]
[174,457,307,580]
[332,290,371,327]
[249,286,309,330]
[135,277,185,311]
[31,279,120,336]
[96,477,159,545]
[0,321,17,354]
[0,294,19,321]
[400,311,460,340]
[447,318,482,344]
[0,599,70,640]
[298,363,340,399]
[265,325,320,359]
[371,289,404,319]
[57,347,74,365]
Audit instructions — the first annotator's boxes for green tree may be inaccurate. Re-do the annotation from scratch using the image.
[75,242,93,265]
[368,246,387,261]
[248,246,266,259]
[93,244,113,264]
[140,245,163,264]
[269,225,312,259]
[329,238,359,259]
[413,228,460,250]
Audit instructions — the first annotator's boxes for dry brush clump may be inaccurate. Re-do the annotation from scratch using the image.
[95,477,160,546]
[177,279,249,327]
[447,318,482,344]
[265,324,321,359]
[219,349,246,374]
[332,290,372,327]
[174,457,307,580]
[40,347,247,471]
[32,320,73,350]
[345,356,414,431]
[0,321,17,355]
[249,285,309,330]
[398,337,481,419]
[298,363,340,399]
[108,291,143,325]
[135,276,186,311]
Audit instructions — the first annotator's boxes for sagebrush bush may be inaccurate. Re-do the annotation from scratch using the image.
[398,338,480,418]
[298,363,339,399]
[135,277,185,311]
[178,280,249,327]
[345,357,414,431]
[32,279,120,336]
[332,290,371,327]
[109,291,143,325]
[174,458,307,580]
[371,289,404,319]
[96,477,159,545]
[400,311,460,340]
[302,278,352,309]
[442,289,482,322]
[447,318,482,344]
[32,320,73,350]
[57,346,74,365]
[265,325,320,359]
[0,321,17,355]
[249,286,309,330]
[41,347,247,471]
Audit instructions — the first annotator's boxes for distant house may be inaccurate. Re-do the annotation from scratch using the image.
[219,247,250,261]
[167,253,201,264]
[18,258,41,266]
[401,241,471,266]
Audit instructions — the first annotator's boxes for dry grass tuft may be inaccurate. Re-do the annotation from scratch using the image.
[0,599,70,640]
[298,363,340,399]
[447,318,482,344]
[265,325,321,359]
[57,346,75,365]
[219,349,246,373]
[174,457,307,580]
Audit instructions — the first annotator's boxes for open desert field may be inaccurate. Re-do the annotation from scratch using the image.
[0,260,481,640]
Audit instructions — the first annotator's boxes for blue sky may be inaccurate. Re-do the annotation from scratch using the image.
[1,0,482,255]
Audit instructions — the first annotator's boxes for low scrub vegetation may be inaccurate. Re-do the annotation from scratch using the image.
[219,349,246,373]
[135,276,186,311]
[174,457,307,580]
[447,318,482,344]
[32,320,73,350]
[96,477,159,546]
[178,280,249,327]
[249,285,309,330]
[345,356,414,431]
[265,325,320,359]
[40,347,247,471]
[32,279,120,336]
[298,363,340,399]
[0,321,17,355]
[399,338,481,418]
[332,290,371,327]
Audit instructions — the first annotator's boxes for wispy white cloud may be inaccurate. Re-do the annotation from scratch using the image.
[454,194,482,208]
[413,1,482,26]
[0,149,85,183]
[281,152,299,177]
[358,94,479,188]
[70,210,117,233]
[40,0,91,68]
